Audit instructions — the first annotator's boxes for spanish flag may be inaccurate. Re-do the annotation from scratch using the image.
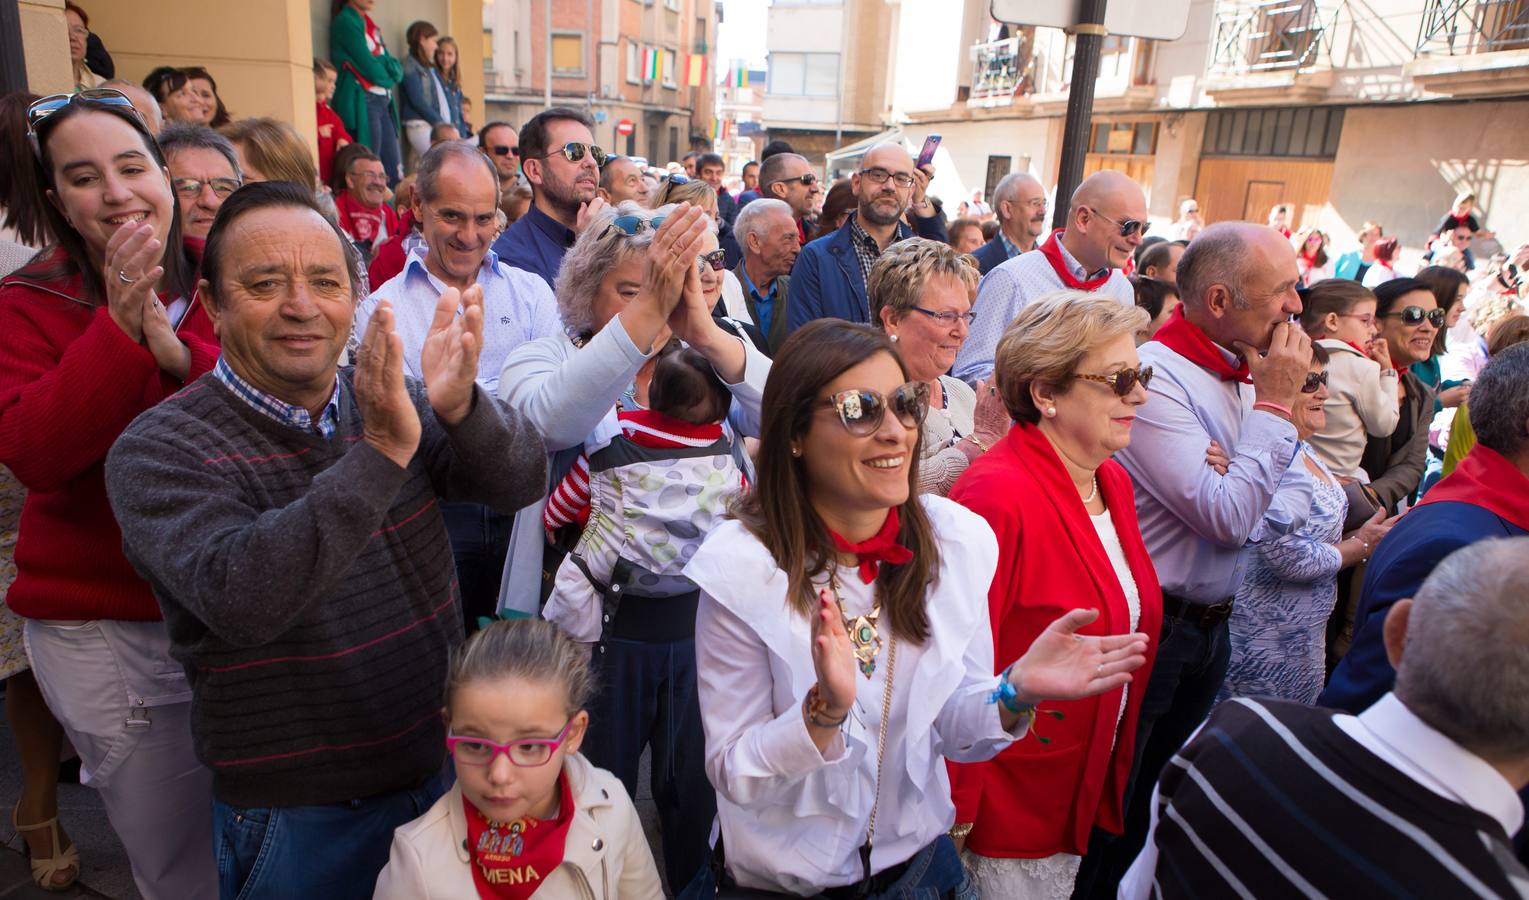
[687,54,706,87]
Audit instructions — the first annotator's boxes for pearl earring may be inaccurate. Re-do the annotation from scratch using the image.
[791,446,802,457]
[889,334,899,343]
[1046,407,1056,417]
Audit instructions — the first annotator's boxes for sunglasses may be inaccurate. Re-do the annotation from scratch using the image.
[490,144,519,157]
[173,177,242,200]
[536,141,607,167]
[1072,364,1154,397]
[817,382,929,437]
[1301,370,1329,394]
[697,249,727,272]
[777,173,818,187]
[603,214,667,238]
[1086,207,1145,239]
[26,89,144,157]
[1381,306,1445,328]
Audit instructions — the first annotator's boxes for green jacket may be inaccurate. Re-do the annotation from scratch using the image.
[329,6,402,150]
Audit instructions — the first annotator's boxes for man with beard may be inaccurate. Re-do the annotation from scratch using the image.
[954,169,1143,383]
[358,142,563,630]
[972,172,1047,275]
[784,142,947,332]
[490,107,606,287]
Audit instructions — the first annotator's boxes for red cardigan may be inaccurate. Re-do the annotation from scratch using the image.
[947,422,1162,857]
[0,245,219,621]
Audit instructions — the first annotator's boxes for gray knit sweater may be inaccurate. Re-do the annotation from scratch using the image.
[105,369,546,807]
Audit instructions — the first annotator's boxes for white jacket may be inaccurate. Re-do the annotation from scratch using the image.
[373,753,663,900]
[1307,339,1400,480]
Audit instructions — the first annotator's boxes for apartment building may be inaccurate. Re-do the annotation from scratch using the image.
[482,0,719,166]
[898,0,1529,256]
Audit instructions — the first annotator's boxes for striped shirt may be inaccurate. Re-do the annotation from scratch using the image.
[214,356,340,439]
[1122,696,1529,899]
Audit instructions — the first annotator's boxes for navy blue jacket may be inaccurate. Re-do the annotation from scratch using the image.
[972,234,1013,275]
[1320,500,1528,714]
[491,205,575,289]
[786,212,948,334]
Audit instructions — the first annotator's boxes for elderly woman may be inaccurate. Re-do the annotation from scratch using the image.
[943,294,1162,900]
[0,89,218,897]
[869,238,1010,496]
[680,319,1148,897]
[497,201,767,891]
[156,123,242,241]
[1219,346,1394,705]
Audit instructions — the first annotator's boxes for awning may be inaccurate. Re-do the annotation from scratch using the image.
[825,128,905,176]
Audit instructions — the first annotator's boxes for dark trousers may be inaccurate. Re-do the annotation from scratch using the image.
[363,92,403,186]
[584,636,714,892]
[678,835,976,899]
[213,770,447,900]
[441,502,513,632]
[1072,611,1230,899]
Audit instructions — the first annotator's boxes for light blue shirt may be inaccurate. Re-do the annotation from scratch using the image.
[356,246,564,393]
[1114,339,1309,604]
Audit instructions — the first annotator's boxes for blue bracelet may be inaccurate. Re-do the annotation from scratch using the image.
[989,665,1035,714]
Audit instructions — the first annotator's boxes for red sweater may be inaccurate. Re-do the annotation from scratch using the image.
[0,246,219,620]
[316,101,353,186]
[947,422,1162,857]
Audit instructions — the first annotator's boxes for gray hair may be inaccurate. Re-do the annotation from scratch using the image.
[155,122,241,181]
[554,200,670,339]
[1394,538,1529,757]
[445,618,594,716]
[415,141,499,207]
[1469,342,1529,457]
[990,172,1031,223]
[1177,222,1256,310]
[734,197,792,247]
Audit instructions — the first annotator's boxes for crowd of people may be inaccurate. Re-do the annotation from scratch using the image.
[2,5,1529,900]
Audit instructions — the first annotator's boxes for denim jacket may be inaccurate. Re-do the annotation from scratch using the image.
[399,56,447,125]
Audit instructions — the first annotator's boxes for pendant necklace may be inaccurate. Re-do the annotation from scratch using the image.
[829,569,883,678]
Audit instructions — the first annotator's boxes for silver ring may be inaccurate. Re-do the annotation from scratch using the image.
[117,269,137,285]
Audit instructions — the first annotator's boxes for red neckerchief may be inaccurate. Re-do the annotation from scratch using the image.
[1417,444,1529,532]
[464,773,576,900]
[617,408,724,447]
[1039,229,1112,291]
[827,507,913,584]
[1343,341,1369,356]
[1152,306,1252,384]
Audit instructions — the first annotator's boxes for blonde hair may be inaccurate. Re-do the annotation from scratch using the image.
[220,118,319,192]
[867,238,979,327]
[652,177,716,211]
[445,619,593,716]
[993,291,1149,424]
[1468,292,1526,334]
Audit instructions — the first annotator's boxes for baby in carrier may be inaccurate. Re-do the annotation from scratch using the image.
[542,347,745,643]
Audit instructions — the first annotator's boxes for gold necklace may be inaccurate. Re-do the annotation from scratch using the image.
[830,571,883,678]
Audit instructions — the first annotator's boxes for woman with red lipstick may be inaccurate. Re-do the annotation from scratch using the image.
[1221,345,1395,705]
[945,293,1163,900]
[1361,277,1440,511]
[681,319,1149,898]
[0,91,219,897]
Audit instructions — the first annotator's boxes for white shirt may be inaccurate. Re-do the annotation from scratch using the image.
[1115,339,1309,603]
[1120,693,1526,899]
[357,246,564,392]
[1362,263,1399,289]
[953,242,1133,385]
[683,496,1023,895]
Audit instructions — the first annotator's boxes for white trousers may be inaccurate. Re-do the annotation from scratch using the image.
[403,119,433,162]
[24,618,217,900]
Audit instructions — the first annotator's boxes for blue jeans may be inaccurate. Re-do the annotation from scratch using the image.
[1071,612,1230,899]
[364,92,402,186]
[678,835,976,899]
[585,636,714,891]
[212,771,447,900]
[441,502,514,632]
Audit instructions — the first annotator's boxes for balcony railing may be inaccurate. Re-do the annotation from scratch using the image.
[1209,0,1333,77]
[970,37,1030,101]
[1416,0,1529,55]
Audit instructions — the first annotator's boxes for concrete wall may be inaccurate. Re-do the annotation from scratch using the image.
[1319,98,1529,262]
[19,0,72,95]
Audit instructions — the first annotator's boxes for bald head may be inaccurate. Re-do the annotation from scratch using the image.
[102,79,162,135]
[854,143,917,229]
[862,142,914,172]
[1177,221,1303,349]
[1060,169,1147,272]
[1069,170,1144,222]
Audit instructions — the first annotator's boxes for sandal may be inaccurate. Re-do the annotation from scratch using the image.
[11,806,80,892]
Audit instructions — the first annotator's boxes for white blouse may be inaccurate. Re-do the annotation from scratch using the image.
[684,496,1024,895]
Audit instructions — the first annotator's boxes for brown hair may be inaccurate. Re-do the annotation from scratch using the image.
[732,320,938,644]
[221,118,320,192]
[435,37,462,87]
[0,92,51,248]
[993,292,1149,425]
[811,178,855,240]
[406,21,440,68]
[1488,315,1529,357]
[445,619,593,718]
[1300,278,1375,336]
[649,346,730,425]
